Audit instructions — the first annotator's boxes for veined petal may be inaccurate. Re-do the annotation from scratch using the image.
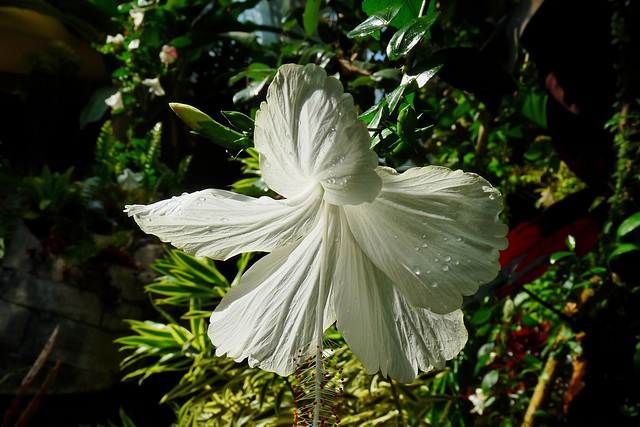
[333,211,467,383]
[125,184,323,260]
[255,63,381,205]
[344,166,508,314]
[209,213,337,376]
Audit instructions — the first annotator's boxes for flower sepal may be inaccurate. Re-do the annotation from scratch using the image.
[169,103,252,149]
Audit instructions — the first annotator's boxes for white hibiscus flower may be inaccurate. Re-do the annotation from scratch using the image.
[125,64,508,383]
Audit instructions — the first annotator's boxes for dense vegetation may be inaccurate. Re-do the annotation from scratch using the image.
[1,0,639,425]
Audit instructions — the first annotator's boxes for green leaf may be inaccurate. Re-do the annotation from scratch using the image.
[471,308,492,325]
[481,370,499,392]
[386,12,439,60]
[604,114,638,129]
[617,212,640,239]
[303,0,322,37]
[608,243,640,262]
[221,111,254,133]
[550,251,574,264]
[169,103,250,149]
[362,0,424,29]
[347,5,401,38]
[518,91,548,128]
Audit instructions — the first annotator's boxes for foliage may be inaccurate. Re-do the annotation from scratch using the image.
[1,0,639,425]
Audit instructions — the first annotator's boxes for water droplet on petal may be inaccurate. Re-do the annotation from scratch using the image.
[264,161,271,168]
[197,197,206,201]
[220,217,229,222]
[442,265,449,271]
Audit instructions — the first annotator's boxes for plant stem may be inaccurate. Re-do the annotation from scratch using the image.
[313,203,332,427]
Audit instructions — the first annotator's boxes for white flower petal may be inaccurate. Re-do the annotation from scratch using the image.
[344,166,508,314]
[255,64,381,205]
[333,212,467,383]
[125,184,323,260]
[209,215,336,376]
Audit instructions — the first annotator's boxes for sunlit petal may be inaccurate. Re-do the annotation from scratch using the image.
[344,166,508,314]
[209,215,337,376]
[125,184,323,260]
[255,64,381,205]
[333,211,467,383]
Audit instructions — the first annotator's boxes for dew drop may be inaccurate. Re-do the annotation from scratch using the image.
[431,282,437,288]
[421,235,427,239]
[414,246,420,251]
[426,270,431,274]
[394,235,398,239]
[421,243,428,248]
[197,197,206,201]
[146,218,152,222]
[442,265,449,272]
[489,194,496,200]
[264,161,271,168]
[220,217,229,222]
[454,260,460,265]
[413,267,421,276]
[434,258,439,263]
[456,237,463,242]
[444,255,451,262]
[443,237,448,241]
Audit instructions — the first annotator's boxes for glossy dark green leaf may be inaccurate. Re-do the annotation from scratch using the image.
[608,243,640,262]
[386,12,439,60]
[347,5,401,38]
[362,0,423,29]
[617,212,640,238]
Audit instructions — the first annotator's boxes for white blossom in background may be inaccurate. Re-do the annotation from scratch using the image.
[142,77,165,96]
[128,39,140,50]
[105,91,124,110]
[125,64,508,383]
[129,6,145,30]
[470,388,491,415]
[117,168,144,190]
[106,34,124,45]
[160,45,178,65]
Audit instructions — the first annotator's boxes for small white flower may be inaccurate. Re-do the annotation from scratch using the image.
[159,44,178,65]
[142,77,165,97]
[469,388,490,415]
[125,64,508,383]
[129,6,145,30]
[105,91,124,110]
[106,34,124,45]
[128,39,140,50]
[118,168,144,190]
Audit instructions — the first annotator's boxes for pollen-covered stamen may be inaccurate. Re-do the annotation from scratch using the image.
[291,339,345,426]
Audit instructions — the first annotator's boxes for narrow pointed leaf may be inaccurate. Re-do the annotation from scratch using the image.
[347,5,402,38]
